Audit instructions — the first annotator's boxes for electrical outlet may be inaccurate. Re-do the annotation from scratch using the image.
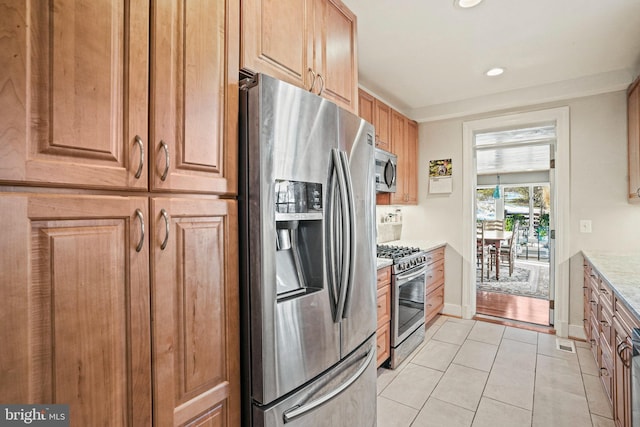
[579,220,592,233]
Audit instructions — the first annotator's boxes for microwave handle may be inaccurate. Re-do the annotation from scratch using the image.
[384,159,396,187]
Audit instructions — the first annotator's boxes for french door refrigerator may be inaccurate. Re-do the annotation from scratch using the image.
[239,73,377,427]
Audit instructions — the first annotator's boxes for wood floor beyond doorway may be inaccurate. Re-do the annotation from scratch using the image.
[476,290,549,326]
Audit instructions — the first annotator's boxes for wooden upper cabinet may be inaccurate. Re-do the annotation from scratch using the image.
[381,112,418,205]
[312,0,358,112]
[0,194,151,425]
[151,0,239,194]
[358,89,375,124]
[405,120,419,204]
[241,0,312,90]
[375,99,392,152]
[241,0,358,112]
[2,0,238,195]
[151,197,240,427]
[358,89,392,151]
[628,77,640,202]
[390,110,407,205]
[0,1,149,190]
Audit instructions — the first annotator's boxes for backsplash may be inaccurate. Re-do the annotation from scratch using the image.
[376,206,403,243]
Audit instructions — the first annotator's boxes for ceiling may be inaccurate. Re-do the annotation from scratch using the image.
[341,0,640,122]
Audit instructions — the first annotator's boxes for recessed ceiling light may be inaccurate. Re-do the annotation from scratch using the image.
[454,0,483,8]
[486,67,505,77]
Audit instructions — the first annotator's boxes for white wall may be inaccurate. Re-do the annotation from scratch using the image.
[399,90,640,332]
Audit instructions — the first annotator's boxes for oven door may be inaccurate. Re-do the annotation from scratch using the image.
[391,265,427,346]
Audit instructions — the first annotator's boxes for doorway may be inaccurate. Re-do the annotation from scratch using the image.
[476,181,552,326]
[461,107,571,337]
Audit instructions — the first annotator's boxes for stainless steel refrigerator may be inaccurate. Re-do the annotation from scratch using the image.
[239,74,377,427]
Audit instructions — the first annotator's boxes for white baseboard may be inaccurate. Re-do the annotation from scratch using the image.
[443,303,462,318]
[568,324,586,341]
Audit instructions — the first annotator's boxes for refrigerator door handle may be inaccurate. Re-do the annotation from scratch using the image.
[332,149,351,321]
[339,150,356,318]
[282,346,375,423]
[327,162,339,317]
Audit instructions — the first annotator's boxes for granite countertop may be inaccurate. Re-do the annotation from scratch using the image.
[376,258,393,270]
[582,250,640,319]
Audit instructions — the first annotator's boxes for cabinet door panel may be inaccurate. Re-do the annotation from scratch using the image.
[390,111,407,204]
[0,1,149,189]
[313,0,358,112]
[152,198,239,427]
[151,0,238,194]
[241,0,311,89]
[374,100,392,152]
[629,81,640,201]
[0,194,151,425]
[406,120,419,204]
[358,89,374,124]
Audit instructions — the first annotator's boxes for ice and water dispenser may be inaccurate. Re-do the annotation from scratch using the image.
[274,180,323,299]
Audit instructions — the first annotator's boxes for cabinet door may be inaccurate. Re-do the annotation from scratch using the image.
[374,99,392,151]
[359,89,375,124]
[1,1,149,190]
[151,0,239,194]
[312,0,358,113]
[151,198,240,427]
[613,317,630,427]
[628,80,640,202]
[390,111,407,204]
[0,194,151,425]
[406,120,419,204]
[241,0,312,90]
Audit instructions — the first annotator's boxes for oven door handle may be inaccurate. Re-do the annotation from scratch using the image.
[395,265,428,283]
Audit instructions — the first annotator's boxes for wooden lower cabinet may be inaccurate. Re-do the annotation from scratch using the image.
[0,194,152,425]
[151,197,239,426]
[0,194,240,426]
[425,247,445,324]
[584,259,637,426]
[376,266,392,367]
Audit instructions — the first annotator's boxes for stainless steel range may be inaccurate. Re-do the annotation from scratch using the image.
[377,244,428,368]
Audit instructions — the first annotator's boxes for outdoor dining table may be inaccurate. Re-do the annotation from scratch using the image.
[480,230,513,280]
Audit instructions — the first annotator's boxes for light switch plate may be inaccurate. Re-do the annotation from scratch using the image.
[579,220,592,233]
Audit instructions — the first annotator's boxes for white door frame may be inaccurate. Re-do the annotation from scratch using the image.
[461,107,571,337]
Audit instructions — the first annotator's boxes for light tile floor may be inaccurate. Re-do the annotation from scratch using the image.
[377,316,614,427]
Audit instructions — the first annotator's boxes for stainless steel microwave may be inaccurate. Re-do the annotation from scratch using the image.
[375,148,397,193]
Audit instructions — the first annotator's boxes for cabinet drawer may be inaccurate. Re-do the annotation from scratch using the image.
[424,247,445,266]
[425,264,445,294]
[599,300,613,354]
[376,323,390,367]
[600,342,614,403]
[425,284,444,324]
[377,285,391,329]
[377,266,391,289]
[590,318,600,365]
[598,280,613,309]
